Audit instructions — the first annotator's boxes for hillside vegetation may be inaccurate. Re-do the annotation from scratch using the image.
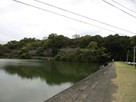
[0,34,135,63]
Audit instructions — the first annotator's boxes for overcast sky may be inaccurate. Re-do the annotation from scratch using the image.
[0,0,136,44]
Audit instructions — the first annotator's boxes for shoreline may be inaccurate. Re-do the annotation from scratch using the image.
[44,62,116,102]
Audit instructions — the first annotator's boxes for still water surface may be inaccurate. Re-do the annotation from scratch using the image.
[0,59,99,102]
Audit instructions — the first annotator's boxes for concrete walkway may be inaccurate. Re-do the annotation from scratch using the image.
[44,63,117,102]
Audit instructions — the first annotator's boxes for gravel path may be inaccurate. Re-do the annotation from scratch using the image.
[44,63,117,102]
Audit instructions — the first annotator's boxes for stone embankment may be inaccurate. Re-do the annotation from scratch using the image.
[44,63,117,102]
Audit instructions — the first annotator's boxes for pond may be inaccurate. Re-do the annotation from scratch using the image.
[0,59,100,102]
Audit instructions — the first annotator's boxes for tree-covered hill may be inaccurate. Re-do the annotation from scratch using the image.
[0,33,135,63]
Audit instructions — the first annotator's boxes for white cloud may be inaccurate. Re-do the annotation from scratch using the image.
[0,0,136,44]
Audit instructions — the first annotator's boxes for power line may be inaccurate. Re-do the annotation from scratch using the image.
[13,0,136,35]
[111,0,136,14]
[33,0,136,35]
[102,0,136,19]
[130,0,136,4]
[92,0,136,24]
[12,0,117,33]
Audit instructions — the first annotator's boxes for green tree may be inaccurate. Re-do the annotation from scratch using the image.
[79,35,92,48]
[102,34,130,61]
[87,41,98,49]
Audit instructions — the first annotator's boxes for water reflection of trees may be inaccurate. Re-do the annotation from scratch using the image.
[3,61,99,85]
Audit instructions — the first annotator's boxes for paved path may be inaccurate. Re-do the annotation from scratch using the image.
[44,63,117,102]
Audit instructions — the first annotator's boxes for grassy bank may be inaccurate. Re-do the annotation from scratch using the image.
[115,62,136,102]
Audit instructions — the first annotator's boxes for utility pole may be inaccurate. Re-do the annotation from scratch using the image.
[126,50,129,62]
[133,46,136,66]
